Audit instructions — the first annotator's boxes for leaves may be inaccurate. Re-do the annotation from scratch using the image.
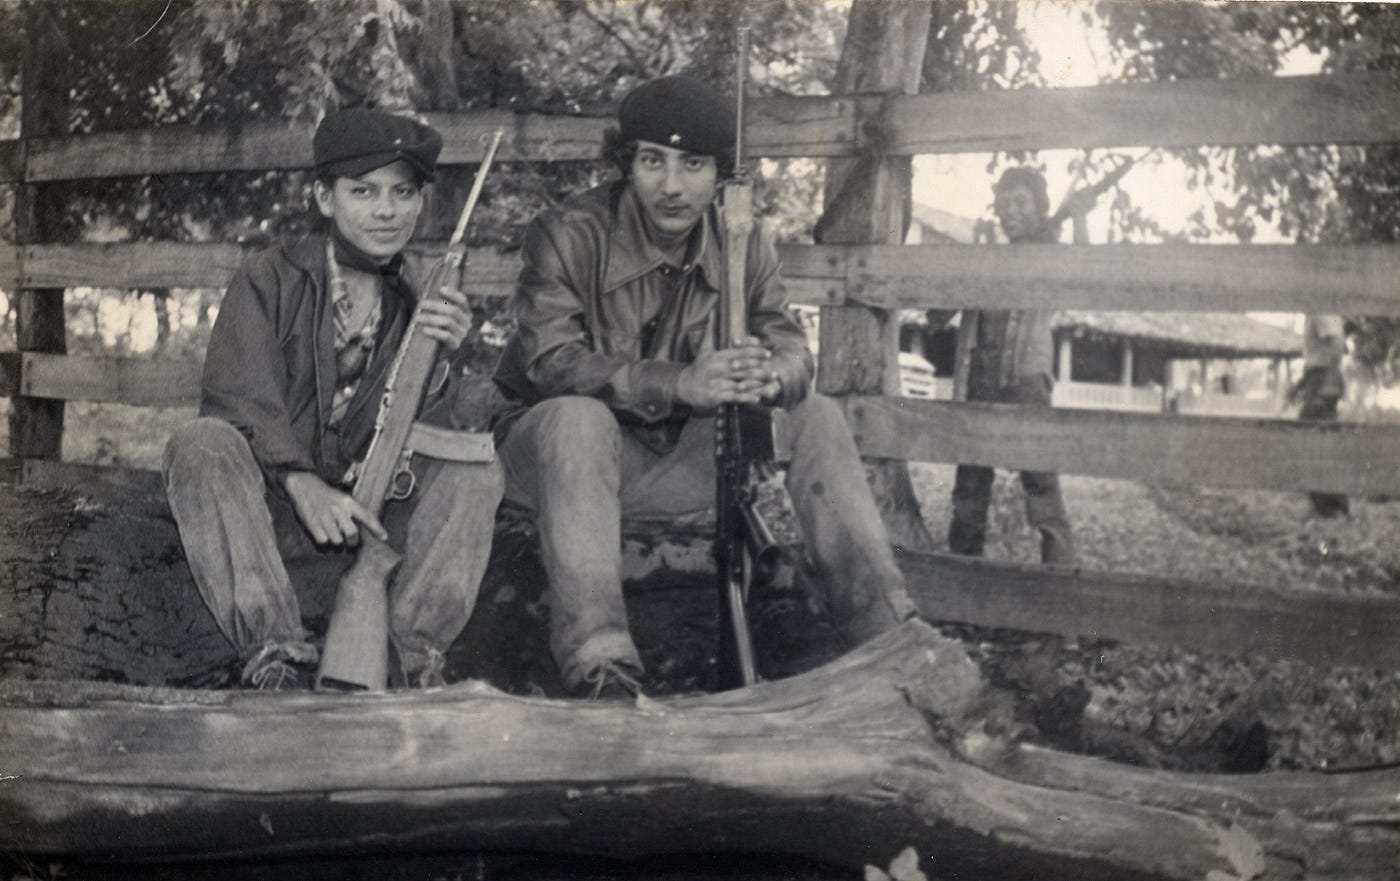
[865,846,929,881]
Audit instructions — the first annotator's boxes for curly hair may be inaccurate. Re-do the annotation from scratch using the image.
[601,127,736,181]
[993,166,1050,219]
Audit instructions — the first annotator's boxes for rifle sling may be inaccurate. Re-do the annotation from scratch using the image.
[403,422,496,464]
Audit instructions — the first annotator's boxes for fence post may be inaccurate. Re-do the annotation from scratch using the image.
[10,5,67,460]
[814,0,934,551]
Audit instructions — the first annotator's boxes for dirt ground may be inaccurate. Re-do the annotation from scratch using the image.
[908,461,1400,772]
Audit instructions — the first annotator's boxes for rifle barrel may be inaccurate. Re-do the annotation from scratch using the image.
[449,129,504,248]
[734,27,749,165]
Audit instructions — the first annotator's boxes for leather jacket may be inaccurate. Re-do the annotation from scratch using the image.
[493,181,813,453]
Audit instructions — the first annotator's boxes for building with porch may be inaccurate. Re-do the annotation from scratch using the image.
[901,310,1303,416]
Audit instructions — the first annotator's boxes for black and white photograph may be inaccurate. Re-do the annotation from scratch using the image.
[2,1,1398,879]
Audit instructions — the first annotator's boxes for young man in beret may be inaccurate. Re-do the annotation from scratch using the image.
[164,108,503,690]
[492,76,918,699]
[942,166,1074,565]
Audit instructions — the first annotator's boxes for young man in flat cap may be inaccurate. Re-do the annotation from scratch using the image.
[164,108,503,690]
[493,75,918,699]
[942,166,1075,566]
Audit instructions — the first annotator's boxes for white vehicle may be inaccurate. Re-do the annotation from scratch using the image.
[898,352,940,398]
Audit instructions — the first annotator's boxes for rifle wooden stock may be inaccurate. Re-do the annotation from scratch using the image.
[316,534,400,691]
[316,130,504,692]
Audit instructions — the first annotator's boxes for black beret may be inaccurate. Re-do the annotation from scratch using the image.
[619,75,735,157]
[313,108,443,183]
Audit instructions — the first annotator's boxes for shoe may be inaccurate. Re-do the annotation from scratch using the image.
[574,661,643,701]
[241,642,318,691]
[411,648,448,689]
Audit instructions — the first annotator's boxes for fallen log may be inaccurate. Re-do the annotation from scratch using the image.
[4,623,1397,880]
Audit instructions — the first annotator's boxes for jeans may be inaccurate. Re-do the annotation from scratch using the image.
[1298,375,1349,518]
[163,417,503,674]
[948,362,1074,565]
[496,393,917,690]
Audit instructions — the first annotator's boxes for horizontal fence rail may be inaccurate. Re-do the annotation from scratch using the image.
[846,396,1400,497]
[4,241,1399,316]
[899,550,1400,672]
[2,74,1398,183]
[4,354,1396,495]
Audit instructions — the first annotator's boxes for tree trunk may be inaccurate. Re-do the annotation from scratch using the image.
[815,0,934,551]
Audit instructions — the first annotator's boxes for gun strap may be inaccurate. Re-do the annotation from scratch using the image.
[404,423,496,463]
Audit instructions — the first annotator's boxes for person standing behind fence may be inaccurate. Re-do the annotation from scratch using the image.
[162,108,504,690]
[942,167,1082,566]
[1290,314,1350,518]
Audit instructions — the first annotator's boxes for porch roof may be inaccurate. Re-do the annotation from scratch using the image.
[1053,311,1303,359]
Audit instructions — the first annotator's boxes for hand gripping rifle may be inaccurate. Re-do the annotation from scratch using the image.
[714,28,782,690]
[316,129,504,691]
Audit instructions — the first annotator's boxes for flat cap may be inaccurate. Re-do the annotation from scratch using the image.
[313,108,443,182]
[619,75,735,156]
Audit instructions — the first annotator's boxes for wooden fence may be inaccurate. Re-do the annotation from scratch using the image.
[5,72,1400,670]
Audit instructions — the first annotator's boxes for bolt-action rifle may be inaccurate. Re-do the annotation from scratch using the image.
[1047,149,1156,230]
[714,28,783,691]
[316,129,504,692]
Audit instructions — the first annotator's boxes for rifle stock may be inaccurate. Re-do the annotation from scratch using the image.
[316,129,504,691]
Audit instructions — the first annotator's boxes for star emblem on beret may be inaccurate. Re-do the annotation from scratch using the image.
[669,133,681,145]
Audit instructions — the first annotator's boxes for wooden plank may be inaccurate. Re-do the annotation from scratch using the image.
[0,238,18,292]
[20,353,201,406]
[18,241,1396,315]
[11,74,1396,184]
[889,72,1400,153]
[12,96,852,184]
[22,242,247,289]
[12,242,520,296]
[899,549,1400,671]
[784,242,1400,314]
[12,15,67,461]
[844,395,1400,496]
[812,0,935,553]
[0,457,165,494]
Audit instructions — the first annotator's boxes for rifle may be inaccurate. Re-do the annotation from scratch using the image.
[714,26,781,691]
[316,129,504,692]
[1047,149,1155,230]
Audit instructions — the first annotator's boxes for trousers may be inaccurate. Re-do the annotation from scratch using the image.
[163,417,503,674]
[947,359,1074,565]
[1297,369,1350,518]
[496,393,918,689]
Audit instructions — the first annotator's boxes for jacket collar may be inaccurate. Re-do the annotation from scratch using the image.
[602,182,724,294]
[283,230,418,304]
